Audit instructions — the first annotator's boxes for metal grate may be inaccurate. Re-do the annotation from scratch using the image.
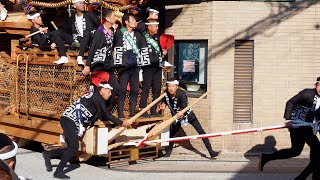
[233,40,254,123]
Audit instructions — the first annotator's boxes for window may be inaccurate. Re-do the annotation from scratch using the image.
[233,40,254,123]
[172,40,208,92]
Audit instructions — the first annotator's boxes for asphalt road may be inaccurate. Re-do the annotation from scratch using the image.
[14,148,309,180]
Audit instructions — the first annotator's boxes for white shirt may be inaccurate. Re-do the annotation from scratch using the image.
[315,95,320,111]
[124,31,134,50]
[75,14,84,37]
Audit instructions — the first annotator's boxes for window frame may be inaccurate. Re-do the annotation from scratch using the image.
[169,39,208,96]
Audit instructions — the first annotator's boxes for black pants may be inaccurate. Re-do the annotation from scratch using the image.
[169,119,216,155]
[106,70,120,108]
[297,162,313,179]
[140,65,162,112]
[117,67,139,116]
[266,127,320,179]
[49,117,79,174]
[52,29,91,57]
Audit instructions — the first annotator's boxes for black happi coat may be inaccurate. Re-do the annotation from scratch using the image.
[284,88,320,122]
[143,33,163,68]
[86,26,114,71]
[62,88,123,131]
[62,11,99,36]
[163,89,197,122]
[30,26,52,46]
[113,28,149,68]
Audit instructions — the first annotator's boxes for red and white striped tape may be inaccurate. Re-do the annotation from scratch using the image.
[124,121,319,147]
[133,125,286,147]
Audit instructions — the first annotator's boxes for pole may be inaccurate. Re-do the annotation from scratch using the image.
[108,92,168,143]
[147,91,210,140]
[124,121,319,147]
[25,28,48,38]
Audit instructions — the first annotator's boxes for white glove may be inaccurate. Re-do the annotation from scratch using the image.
[78,123,86,137]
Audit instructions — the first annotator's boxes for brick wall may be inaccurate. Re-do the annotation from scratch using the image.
[165,1,320,154]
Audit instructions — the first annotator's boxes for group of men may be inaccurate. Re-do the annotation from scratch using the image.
[28,0,165,120]
[26,2,222,179]
[23,1,320,180]
[28,0,99,65]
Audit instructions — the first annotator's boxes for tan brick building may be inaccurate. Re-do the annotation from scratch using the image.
[164,1,320,154]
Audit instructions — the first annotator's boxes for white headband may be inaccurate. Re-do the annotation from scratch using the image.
[167,80,179,85]
[149,9,159,14]
[0,142,18,160]
[27,13,40,20]
[145,22,159,25]
[98,83,113,90]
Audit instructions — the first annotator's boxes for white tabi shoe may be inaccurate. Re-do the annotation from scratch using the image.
[53,56,69,64]
[163,61,173,67]
[77,56,85,65]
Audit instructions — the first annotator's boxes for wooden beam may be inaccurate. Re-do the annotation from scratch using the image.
[6,30,29,36]
[0,115,63,134]
[0,123,60,144]
[0,22,32,29]
[135,116,170,123]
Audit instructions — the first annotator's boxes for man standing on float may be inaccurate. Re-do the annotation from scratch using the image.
[113,13,149,118]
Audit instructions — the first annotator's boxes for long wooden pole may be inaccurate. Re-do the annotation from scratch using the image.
[50,21,58,30]
[25,28,48,38]
[146,91,210,141]
[108,92,167,143]
[68,4,71,17]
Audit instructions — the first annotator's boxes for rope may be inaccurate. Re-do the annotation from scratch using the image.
[29,0,132,11]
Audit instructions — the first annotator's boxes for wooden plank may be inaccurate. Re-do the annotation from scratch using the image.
[0,123,60,144]
[0,115,63,133]
[6,30,29,36]
[135,116,170,123]
[0,21,32,28]
[108,93,167,143]
[15,49,88,56]
[130,147,139,161]
[18,109,63,120]
[17,60,76,66]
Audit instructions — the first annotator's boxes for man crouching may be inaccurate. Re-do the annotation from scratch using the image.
[42,82,131,179]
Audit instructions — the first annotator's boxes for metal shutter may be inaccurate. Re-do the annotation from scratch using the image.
[233,40,254,123]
